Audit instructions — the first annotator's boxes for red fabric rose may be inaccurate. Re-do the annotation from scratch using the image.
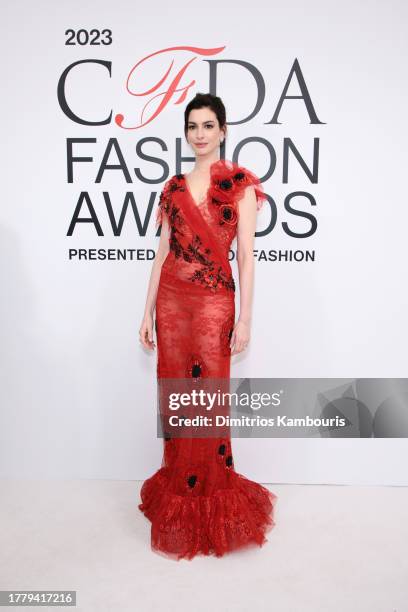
[219,204,238,226]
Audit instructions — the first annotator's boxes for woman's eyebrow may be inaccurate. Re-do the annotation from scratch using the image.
[188,120,215,125]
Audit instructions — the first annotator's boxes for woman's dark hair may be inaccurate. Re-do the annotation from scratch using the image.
[184,93,227,140]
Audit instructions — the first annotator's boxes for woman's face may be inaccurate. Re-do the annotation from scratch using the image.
[186,107,225,158]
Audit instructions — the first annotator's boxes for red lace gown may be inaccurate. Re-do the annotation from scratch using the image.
[138,158,277,560]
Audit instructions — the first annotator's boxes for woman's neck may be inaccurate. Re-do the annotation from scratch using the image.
[193,155,221,175]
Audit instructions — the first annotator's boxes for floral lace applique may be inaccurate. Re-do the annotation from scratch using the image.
[220,314,235,356]
[169,227,235,293]
[155,161,266,293]
[186,354,208,381]
[155,174,185,228]
[216,438,232,465]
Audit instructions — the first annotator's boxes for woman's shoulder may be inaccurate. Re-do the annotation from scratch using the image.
[162,172,184,191]
[211,158,259,181]
[216,160,268,210]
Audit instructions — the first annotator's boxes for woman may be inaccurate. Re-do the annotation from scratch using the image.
[138,93,277,560]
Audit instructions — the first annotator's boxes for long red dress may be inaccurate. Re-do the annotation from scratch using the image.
[138,158,277,560]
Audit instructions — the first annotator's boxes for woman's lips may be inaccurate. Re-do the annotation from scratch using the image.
[195,143,207,147]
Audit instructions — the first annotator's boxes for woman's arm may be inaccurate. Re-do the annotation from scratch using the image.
[230,185,258,355]
[139,215,170,350]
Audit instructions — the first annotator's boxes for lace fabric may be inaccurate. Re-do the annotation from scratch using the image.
[139,159,277,560]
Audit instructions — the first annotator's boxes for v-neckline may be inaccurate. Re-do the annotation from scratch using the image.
[183,160,221,208]
[183,173,211,208]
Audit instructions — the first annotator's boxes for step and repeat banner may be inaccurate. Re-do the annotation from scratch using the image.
[1,0,407,484]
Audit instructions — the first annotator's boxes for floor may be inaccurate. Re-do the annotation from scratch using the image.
[0,480,407,612]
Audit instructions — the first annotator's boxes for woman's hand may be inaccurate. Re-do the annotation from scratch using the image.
[230,319,250,355]
[139,313,156,350]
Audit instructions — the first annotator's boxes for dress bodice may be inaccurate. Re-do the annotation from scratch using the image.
[156,159,267,293]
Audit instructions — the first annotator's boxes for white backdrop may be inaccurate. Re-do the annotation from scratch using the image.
[1,0,407,484]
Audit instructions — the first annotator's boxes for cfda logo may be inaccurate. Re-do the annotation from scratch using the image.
[57,46,325,130]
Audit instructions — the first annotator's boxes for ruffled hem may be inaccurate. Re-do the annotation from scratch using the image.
[138,467,277,561]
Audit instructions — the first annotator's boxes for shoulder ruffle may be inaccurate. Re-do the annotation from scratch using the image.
[208,159,267,212]
[155,174,182,228]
